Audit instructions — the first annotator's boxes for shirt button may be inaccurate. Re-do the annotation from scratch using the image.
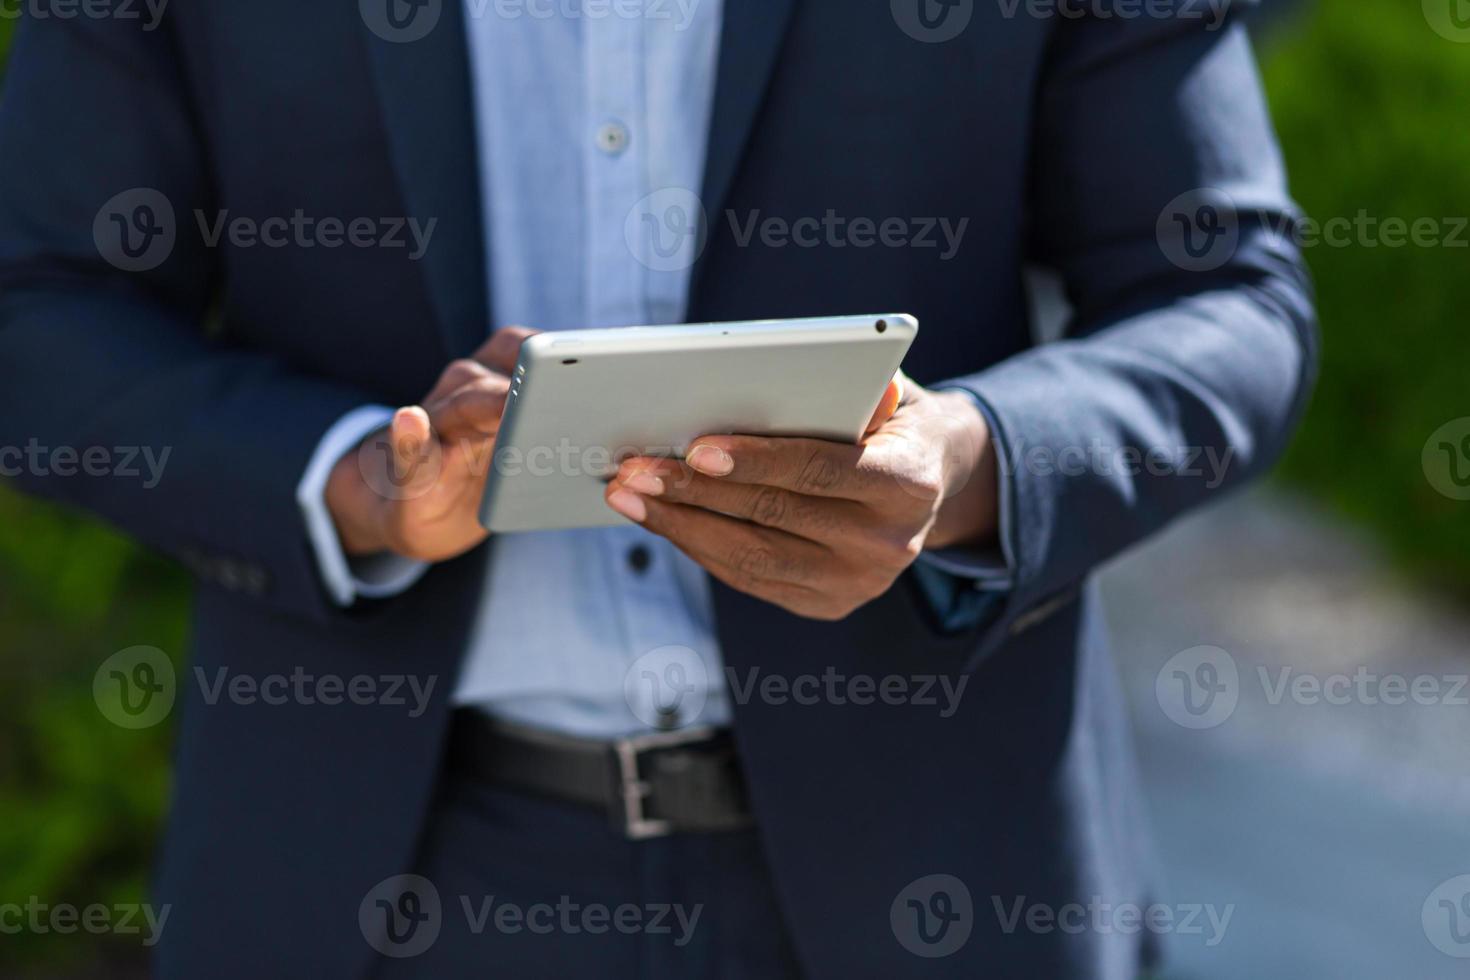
[627,545,652,573]
[595,121,629,155]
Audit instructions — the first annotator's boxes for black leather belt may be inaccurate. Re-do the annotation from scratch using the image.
[447,710,754,839]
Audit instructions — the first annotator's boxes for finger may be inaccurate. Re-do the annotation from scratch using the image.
[613,457,868,543]
[679,547,825,615]
[472,325,539,375]
[864,376,904,436]
[425,358,496,405]
[606,491,832,611]
[683,434,883,501]
[426,375,510,439]
[387,406,440,496]
[605,486,830,587]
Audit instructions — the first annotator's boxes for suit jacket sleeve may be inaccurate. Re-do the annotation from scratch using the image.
[945,10,1319,667]
[0,14,373,623]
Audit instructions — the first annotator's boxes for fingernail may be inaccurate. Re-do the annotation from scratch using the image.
[607,489,647,523]
[623,472,664,496]
[687,444,733,476]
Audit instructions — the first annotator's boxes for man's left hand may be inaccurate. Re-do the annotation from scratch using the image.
[604,375,999,621]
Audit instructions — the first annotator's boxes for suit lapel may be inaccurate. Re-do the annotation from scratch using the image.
[692,0,798,299]
[358,0,794,344]
[360,0,489,357]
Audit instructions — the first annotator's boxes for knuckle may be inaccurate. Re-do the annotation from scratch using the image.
[728,543,778,581]
[795,450,842,494]
[445,358,486,382]
[434,361,484,398]
[471,373,510,396]
[893,464,945,504]
[748,486,789,526]
[666,465,699,492]
[893,535,926,566]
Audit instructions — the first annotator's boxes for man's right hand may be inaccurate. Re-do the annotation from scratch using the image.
[325,326,536,562]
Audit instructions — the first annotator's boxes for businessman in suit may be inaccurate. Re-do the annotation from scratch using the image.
[0,0,1315,977]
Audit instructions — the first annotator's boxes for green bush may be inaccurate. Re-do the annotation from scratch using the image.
[1263,2,1470,592]
[0,490,186,972]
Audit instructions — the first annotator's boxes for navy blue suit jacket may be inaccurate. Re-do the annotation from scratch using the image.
[0,2,1315,977]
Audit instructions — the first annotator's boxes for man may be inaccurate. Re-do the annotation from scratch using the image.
[0,0,1315,976]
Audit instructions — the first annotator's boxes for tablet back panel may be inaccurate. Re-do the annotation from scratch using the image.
[480,314,917,532]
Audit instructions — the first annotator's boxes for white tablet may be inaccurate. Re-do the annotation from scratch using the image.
[478,313,918,533]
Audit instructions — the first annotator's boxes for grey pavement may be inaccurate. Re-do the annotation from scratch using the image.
[1100,488,1470,978]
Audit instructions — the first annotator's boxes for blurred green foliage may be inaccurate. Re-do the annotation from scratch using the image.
[1263,1,1470,594]
[0,1,1466,973]
[0,20,184,977]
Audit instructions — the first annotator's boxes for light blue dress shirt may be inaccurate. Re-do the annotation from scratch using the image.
[295,0,1010,739]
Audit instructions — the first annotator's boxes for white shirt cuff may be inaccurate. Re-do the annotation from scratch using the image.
[295,405,431,606]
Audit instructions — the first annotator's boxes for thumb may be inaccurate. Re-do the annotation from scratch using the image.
[864,374,905,436]
[387,406,442,496]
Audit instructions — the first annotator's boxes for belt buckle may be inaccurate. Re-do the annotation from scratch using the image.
[610,726,718,840]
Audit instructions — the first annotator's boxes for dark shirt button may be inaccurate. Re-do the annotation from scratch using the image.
[627,545,652,573]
